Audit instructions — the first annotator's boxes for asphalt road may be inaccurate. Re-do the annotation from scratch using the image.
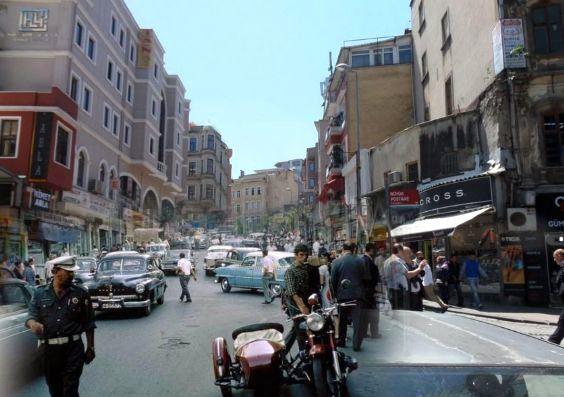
[9,250,564,397]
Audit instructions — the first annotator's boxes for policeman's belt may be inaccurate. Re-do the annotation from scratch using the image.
[39,334,81,345]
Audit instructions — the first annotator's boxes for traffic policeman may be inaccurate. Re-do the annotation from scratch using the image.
[25,256,96,397]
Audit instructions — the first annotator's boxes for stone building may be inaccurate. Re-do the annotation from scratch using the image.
[0,0,189,260]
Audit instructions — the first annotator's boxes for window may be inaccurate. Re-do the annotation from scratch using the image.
[441,10,451,49]
[406,162,419,182]
[245,188,249,196]
[188,162,197,176]
[207,134,215,149]
[0,118,19,157]
[440,152,458,175]
[189,138,197,152]
[99,164,106,196]
[206,158,214,174]
[87,35,96,61]
[119,27,125,48]
[542,113,564,166]
[76,151,87,187]
[129,44,136,63]
[54,124,71,167]
[175,163,179,177]
[532,5,563,54]
[116,69,122,92]
[176,131,181,146]
[111,15,117,36]
[245,202,249,210]
[445,76,454,115]
[399,45,412,64]
[106,59,114,82]
[421,52,428,82]
[188,186,195,200]
[124,123,131,146]
[178,102,182,115]
[205,184,213,199]
[112,112,120,136]
[383,47,394,65]
[127,83,133,104]
[109,169,116,200]
[309,162,315,172]
[236,204,241,214]
[418,0,426,33]
[251,188,255,196]
[103,104,111,130]
[308,178,315,189]
[351,51,370,67]
[151,98,157,118]
[149,137,155,155]
[70,74,80,102]
[257,187,261,195]
[74,20,84,47]
[153,63,158,79]
[82,84,92,113]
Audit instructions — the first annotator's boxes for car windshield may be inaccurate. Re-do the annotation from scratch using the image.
[76,259,96,271]
[98,259,146,273]
[170,242,189,250]
[148,245,166,252]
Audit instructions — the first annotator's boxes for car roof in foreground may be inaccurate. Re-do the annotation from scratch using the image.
[364,311,564,367]
[103,251,149,259]
[207,245,233,251]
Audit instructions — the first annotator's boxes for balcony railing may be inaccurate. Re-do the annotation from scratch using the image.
[157,162,167,174]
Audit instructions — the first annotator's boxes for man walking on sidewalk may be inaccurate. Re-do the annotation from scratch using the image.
[446,253,464,307]
[549,248,564,345]
[177,253,196,302]
[362,243,381,338]
[261,250,275,304]
[417,251,448,312]
[460,252,488,310]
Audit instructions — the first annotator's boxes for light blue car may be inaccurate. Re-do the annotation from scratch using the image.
[214,251,295,296]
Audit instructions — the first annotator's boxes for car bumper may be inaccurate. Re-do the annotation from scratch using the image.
[92,298,151,310]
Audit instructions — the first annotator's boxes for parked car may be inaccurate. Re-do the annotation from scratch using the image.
[204,245,234,276]
[0,278,41,395]
[147,243,169,260]
[84,251,167,316]
[214,251,295,296]
[206,247,261,276]
[162,241,192,275]
[73,257,97,285]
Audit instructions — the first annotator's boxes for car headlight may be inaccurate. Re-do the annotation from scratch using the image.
[306,313,324,332]
[135,284,146,294]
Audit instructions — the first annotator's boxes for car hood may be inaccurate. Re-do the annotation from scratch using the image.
[87,273,151,287]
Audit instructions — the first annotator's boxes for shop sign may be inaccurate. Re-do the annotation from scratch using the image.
[492,19,526,75]
[535,193,564,232]
[500,235,525,297]
[30,189,51,210]
[418,176,493,217]
[61,191,117,218]
[30,112,53,181]
[521,232,549,305]
[389,188,419,207]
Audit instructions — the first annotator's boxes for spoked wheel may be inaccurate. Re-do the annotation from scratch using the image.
[219,386,232,397]
[220,278,231,293]
[312,357,345,397]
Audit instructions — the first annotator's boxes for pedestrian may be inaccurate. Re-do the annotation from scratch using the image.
[1,255,13,277]
[23,260,36,285]
[402,247,423,311]
[383,244,424,310]
[25,255,96,397]
[331,241,370,351]
[548,249,564,345]
[177,252,196,302]
[318,256,332,308]
[362,242,381,339]
[312,239,321,257]
[261,250,276,304]
[416,251,448,312]
[435,256,450,304]
[446,253,464,306]
[13,260,25,280]
[460,252,488,309]
[283,243,311,353]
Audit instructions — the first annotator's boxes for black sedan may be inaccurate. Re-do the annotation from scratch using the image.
[346,310,564,396]
[72,256,97,285]
[84,251,167,316]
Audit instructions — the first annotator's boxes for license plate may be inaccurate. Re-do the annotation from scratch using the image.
[100,300,123,309]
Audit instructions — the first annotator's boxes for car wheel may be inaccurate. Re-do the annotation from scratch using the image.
[270,284,282,297]
[220,278,231,293]
[157,293,164,305]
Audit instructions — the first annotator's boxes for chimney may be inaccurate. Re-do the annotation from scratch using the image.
[240,170,245,178]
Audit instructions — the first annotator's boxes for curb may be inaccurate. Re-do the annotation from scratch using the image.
[423,302,558,326]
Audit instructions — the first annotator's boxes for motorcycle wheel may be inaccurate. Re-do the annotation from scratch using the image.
[219,386,232,397]
[312,358,330,397]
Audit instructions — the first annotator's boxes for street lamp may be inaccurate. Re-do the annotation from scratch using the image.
[335,63,362,244]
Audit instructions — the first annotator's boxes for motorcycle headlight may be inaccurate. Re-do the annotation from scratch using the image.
[306,313,324,332]
[135,284,146,294]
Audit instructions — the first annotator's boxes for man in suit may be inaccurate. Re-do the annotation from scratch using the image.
[331,241,370,351]
[362,242,381,338]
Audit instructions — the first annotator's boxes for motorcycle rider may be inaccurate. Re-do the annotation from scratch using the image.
[283,243,312,353]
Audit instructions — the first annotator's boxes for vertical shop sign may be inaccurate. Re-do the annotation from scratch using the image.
[30,112,53,181]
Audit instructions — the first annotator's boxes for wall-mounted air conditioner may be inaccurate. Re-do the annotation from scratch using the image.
[507,208,537,232]
[388,171,403,184]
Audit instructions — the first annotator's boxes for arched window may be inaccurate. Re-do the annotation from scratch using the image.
[99,163,106,197]
[109,169,116,200]
[76,151,86,188]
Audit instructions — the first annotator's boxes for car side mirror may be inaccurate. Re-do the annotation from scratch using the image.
[341,279,352,290]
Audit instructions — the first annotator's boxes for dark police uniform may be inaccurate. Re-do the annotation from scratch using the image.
[27,282,96,397]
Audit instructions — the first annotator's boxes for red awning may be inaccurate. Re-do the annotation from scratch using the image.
[318,176,345,204]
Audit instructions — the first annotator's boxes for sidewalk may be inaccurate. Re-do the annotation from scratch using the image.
[423,299,561,326]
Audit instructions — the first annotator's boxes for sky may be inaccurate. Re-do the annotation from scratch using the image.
[124,0,411,178]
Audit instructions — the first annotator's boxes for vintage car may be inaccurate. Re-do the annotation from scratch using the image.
[205,247,261,276]
[241,239,261,248]
[83,251,167,316]
[146,242,169,259]
[204,245,234,276]
[214,251,295,296]
[0,278,41,395]
[161,241,192,275]
[72,256,97,285]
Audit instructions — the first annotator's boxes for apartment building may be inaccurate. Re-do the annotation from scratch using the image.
[315,32,414,241]
[0,0,189,260]
[183,125,231,229]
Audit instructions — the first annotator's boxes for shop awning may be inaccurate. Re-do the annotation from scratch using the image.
[37,222,80,243]
[390,206,494,242]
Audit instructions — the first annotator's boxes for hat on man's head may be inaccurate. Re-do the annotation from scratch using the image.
[47,255,80,271]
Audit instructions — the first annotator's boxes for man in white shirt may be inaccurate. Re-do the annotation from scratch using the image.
[312,239,321,257]
[416,251,448,312]
[177,253,196,302]
[261,250,276,304]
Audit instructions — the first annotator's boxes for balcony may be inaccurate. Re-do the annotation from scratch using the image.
[324,113,345,147]
[186,171,200,179]
[157,162,167,174]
